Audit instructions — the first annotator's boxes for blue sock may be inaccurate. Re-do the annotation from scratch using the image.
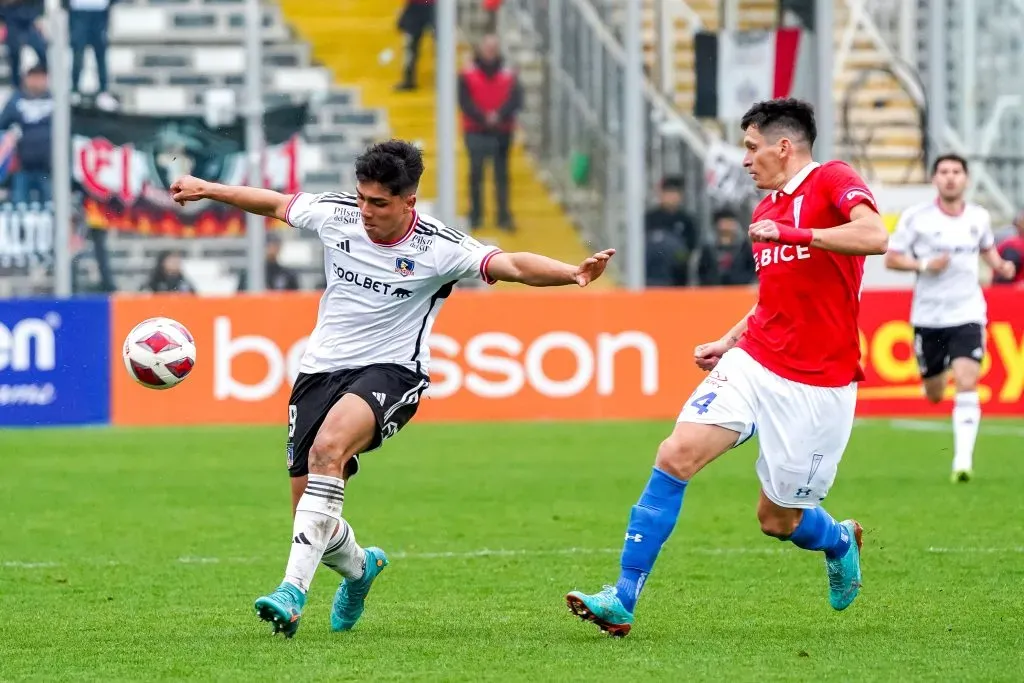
[614,467,687,613]
[788,506,851,559]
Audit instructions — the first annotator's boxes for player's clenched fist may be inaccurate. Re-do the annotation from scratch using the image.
[921,252,951,274]
[694,338,733,371]
[170,175,210,206]
[995,259,1016,281]
[748,219,781,242]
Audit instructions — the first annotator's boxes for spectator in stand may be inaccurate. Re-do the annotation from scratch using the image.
[697,210,758,286]
[459,33,522,231]
[0,0,47,92]
[644,219,690,287]
[993,209,1024,286]
[238,232,300,291]
[642,176,699,284]
[0,63,52,205]
[264,233,299,290]
[395,0,435,91]
[146,250,194,294]
[66,0,119,112]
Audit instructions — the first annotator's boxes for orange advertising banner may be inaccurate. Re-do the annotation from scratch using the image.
[856,286,1024,416]
[110,287,1024,426]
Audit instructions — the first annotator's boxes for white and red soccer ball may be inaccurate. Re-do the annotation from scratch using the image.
[122,317,196,390]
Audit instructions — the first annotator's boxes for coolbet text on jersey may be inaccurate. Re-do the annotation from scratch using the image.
[285,192,501,376]
[737,161,878,387]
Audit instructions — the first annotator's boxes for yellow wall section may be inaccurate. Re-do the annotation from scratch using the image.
[280,0,612,288]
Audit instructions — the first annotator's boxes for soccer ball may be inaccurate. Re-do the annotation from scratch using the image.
[123,317,196,390]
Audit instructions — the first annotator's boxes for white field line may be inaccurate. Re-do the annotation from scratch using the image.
[856,418,1024,437]
[3,545,1023,569]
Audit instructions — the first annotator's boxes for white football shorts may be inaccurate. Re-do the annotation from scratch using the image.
[677,347,857,508]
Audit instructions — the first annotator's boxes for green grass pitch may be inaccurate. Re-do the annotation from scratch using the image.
[1,419,1022,681]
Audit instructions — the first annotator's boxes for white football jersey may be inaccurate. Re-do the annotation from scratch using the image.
[286,192,501,375]
[889,201,995,327]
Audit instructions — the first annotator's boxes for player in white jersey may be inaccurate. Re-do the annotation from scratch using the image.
[169,140,614,638]
[885,154,1015,482]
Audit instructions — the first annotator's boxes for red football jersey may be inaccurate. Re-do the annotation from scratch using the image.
[737,160,878,387]
[997,236,1024,284]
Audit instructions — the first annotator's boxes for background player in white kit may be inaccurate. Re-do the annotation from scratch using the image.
[170,140,614,638]
[885,154,1016,482]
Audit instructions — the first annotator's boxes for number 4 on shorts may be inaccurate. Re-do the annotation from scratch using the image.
[690,392,717,415]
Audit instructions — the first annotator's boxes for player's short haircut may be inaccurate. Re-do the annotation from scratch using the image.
[740,98,817,149]
[931,153,968,176]
[355,139,425,196]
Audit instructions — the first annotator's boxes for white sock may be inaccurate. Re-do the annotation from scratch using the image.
[320,518,367,580]
[952,391,981,472]
[283,474,345,593]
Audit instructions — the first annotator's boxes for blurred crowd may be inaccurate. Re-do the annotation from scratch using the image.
[0,0,117,207]
[641,176,1024,289]
[2,0,1022,295]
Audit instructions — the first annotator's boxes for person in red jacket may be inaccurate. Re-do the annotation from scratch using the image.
[994,209,1024,285]
[458,34,522,231]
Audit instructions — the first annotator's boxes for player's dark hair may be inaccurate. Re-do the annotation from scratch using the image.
[712,209,740,224]
[660,175,685,192]
[355,139,424,196]
[931,153,968,175]
[740,98,817,149]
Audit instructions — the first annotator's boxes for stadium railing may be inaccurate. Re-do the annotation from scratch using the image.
[495,0,712,269]
[853,0,1024,217]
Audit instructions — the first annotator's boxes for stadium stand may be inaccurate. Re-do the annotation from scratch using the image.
[279,0,601,289]
[5,0,602,295]
[85,0,388,293]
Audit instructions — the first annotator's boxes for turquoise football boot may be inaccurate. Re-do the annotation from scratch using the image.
[330,547,389,632]
[826,520,863,611]
[254,582,306,638]
[566,586,635,637]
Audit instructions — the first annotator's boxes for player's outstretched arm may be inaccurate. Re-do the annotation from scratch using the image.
[749,204,888,255]
[170,175,292,223]
[485,249,615,287]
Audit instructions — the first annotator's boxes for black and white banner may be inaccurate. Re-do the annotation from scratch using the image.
[71,104,308,237]
[694,28,803,120]
[704,140,759,212]
[0,203,53,271]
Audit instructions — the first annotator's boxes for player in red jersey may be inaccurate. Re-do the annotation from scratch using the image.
[565,99,889,637]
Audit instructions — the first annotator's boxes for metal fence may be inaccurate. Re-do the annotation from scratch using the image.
[0,0,356,299]
[496,0,712,286]
[860,0,1024,215]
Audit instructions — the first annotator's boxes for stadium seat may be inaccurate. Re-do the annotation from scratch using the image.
[57,0,393,292]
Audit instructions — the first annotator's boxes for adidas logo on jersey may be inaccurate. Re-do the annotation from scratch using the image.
[336,239,351,253]
[373,392,387,406]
